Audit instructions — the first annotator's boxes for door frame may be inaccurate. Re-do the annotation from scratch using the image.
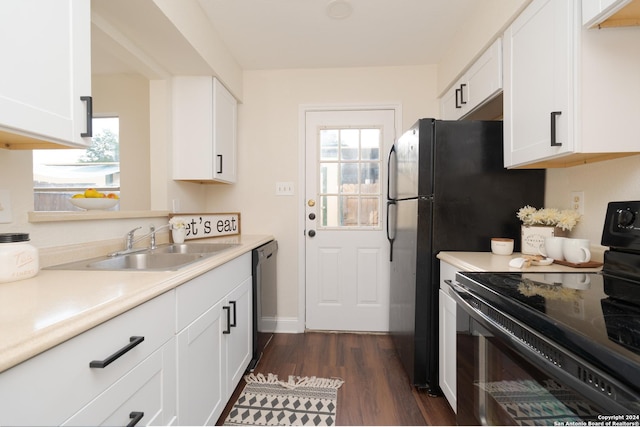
[296,103,402,332]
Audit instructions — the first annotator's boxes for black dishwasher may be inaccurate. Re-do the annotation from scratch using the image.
[248,240,278,370]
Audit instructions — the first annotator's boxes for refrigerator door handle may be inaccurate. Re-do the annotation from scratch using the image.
[386,200,396,262]
[386,145,396,201]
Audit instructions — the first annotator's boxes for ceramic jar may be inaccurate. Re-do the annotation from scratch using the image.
[0,233,39,283]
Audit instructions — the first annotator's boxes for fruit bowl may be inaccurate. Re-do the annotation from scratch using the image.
[70,197,119,210]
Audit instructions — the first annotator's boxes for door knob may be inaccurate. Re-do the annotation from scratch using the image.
[308,230,316,237]
[308,199,316,207]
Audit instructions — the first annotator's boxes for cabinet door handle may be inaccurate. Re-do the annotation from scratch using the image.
[230,300,237,328]
[550,111,562,146]
[80,96,93,138]
[217,154,223,174]
[127,411,144,427]
[89,336,144,368]
[459,84,467,105]
[455,88,461,109]
[223,306,231,334]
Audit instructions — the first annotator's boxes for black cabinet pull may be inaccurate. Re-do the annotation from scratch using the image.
[230,300,237,327]
[455,88,461,109]
[550,111,562,146]
[217,154,223,174]
[127,412,144,427]
[460,83,467,105]
[89,336,144,368]
[223,306,231,334]
[80,96,93,138]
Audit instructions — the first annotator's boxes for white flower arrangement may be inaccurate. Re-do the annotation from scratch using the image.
[169,217,187,230]
[517,205,582,232]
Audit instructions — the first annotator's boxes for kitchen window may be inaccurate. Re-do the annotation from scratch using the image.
[318,127,381,228]
[32,117,120,211]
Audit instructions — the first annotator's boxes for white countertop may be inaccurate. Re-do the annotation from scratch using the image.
[0,234,274,373]
[437,251,604,273]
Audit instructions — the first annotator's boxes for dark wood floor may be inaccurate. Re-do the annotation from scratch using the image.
[217,332,456,426]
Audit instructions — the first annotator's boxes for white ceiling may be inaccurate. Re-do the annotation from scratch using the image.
[92,0,482,75]
[197,0,480,70]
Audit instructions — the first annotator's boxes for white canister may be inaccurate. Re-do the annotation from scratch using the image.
[0,233,39,283]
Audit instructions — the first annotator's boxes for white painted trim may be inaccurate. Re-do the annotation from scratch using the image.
[297,103,402,334]
[273,317,302,334]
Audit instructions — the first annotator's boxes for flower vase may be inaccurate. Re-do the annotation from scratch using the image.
[172,228,186,244]
[521,225,568,255]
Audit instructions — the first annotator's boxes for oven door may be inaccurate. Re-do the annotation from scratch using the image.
[449,281,635,426]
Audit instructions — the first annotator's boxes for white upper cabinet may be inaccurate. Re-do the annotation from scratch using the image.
[504,0,575,167]
[173,76,238,183]
[582,0,638,28]
[440,38,503,120]
[503,0,640,168]
[0,0,92,149]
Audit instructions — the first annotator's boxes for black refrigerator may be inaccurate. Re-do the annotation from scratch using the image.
[386,119,545,393]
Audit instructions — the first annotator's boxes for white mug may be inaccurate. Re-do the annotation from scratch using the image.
[539,237,566,260]
[562,238,591,264]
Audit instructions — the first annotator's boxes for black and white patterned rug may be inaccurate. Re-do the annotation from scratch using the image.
[224,373,344,426]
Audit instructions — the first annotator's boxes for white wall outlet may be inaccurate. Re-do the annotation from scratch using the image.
[0,190,12,223]
[275,182,295,196]
[570,191,584,215]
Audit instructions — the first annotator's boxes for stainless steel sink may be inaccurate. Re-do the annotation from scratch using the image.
[151,243,239,255]
[48,252,206,271]
[46,242,239,271]
[88,253,206,270]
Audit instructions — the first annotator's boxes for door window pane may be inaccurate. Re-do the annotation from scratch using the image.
[317,126,382,229]
[320,129,339,160]
[361,129,381,160]
[320,163,339,193]
[340,129,359,160]
[360,163,379,194]
[340,163,358,194]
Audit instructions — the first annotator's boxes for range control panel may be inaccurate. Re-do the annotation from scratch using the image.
[601,201,640,251]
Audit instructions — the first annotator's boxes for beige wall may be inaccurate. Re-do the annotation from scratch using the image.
[92,73,150,210]
[203,65,438,323]
[545,155,640,246]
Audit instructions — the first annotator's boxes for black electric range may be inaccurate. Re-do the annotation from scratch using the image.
[455,201,640,414]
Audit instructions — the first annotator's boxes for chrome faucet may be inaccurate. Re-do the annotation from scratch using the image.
[109,224,169,256]
[149,224,170,250]
[125,226,142,251]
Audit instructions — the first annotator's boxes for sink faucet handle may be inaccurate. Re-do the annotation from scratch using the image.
[125,226,142,249]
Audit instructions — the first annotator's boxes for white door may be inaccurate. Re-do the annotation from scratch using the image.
[305,109,395,331]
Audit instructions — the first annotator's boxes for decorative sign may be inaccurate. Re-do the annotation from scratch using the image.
[168,212,240,241]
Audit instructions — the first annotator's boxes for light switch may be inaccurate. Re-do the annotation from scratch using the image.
[0,190,12,223]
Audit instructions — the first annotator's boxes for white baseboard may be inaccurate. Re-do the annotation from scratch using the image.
[260,316,302,334]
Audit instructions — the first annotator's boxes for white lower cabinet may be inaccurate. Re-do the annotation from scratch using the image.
[62,339,177,426]
[0,290,176,426]
[0,253,254,426]
[177,299,226,425]
[176,253,252,425]
[438,261,459,413]
[224,277,253,397]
